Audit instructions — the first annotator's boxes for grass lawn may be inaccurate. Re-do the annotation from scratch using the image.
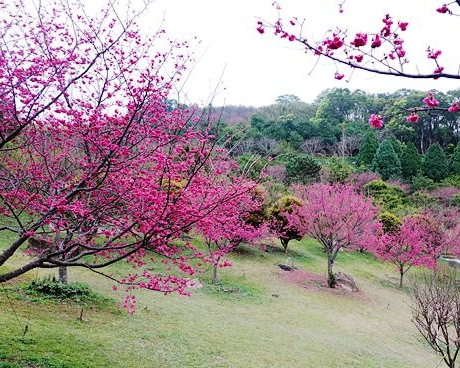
[0,237,440,368]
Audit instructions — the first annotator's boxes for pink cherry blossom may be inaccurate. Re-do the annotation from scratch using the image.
[371,34,382,48]
[351,33,367,47]
[448,101,460,113]
[406,113,419,124]
[423,92,440,108]
[369,114,384,128]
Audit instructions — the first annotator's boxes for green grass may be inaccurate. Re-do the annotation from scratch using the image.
[0,237,440,368]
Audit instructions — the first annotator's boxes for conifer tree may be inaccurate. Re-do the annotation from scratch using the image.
[400,142,422,179]
[423,143,449,182]
[450,143,460,176]
[357,131,379,167]
[372,139,402,180]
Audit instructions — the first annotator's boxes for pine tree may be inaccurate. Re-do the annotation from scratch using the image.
[372,139,402,180]
[400,142,422,179]
[450,142,460,176]
[423,143,448,182]
[386,136,404,158]
[357,131,379,167]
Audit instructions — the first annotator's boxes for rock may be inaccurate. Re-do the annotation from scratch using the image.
[278,263,297,271]
[335,272,359,292]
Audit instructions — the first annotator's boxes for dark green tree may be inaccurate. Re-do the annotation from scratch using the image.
[285,153,321,184]
[357,131,379,167]
[450,143,460,176]
[372,139,402,180]
[400,142,422,179]
[423,143,449,182]
[386,136,404,158]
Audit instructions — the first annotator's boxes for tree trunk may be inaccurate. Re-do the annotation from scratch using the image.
[327,256,335,288]
[55,232,68,284]
[212,264,218,285]
[280,238,289,253]
[399,268,404,288]
[59,266,68,284]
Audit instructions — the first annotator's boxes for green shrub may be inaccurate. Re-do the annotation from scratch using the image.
[411,174,437,192]
[324,157,354,183]
[379,211,402,233]
[285,153,321,184]
[451,193,460,207]
[364,180,409,212]
[25,277,99,302]
[410,191,437,209]
[442,175,460,188]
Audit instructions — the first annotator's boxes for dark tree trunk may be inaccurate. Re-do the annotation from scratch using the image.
[59,266,68,284]
[399,268,404,288]
[327,256,335,288]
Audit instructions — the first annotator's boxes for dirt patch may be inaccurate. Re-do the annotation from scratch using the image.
[280,269,365,297]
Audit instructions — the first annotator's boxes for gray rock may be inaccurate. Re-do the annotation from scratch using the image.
[335,272,359,292]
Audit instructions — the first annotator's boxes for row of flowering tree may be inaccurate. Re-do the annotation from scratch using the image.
[284,183,460,288]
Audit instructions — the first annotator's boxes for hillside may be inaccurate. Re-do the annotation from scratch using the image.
[0,238,439,368]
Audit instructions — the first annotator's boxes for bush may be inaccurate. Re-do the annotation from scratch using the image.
[379,211,402,233]
[285,153,321,184]
[323,157,354,183]
[364,180,409,213]
[25,277,99,302]
[411,174,437,192]
[442,175,460,188]
[451,193,460,207]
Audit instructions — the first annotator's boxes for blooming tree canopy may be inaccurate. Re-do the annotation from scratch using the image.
[0,0,257,305]
[288,183,381,287]
[370,212,446,287]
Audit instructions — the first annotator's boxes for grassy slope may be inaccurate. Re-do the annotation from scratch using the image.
[0,237,439,368]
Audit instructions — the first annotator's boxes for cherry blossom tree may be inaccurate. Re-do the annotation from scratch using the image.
[0,0,257,301]
[371,213,445,287]
[288,183,381,287]
[195,185,268,285]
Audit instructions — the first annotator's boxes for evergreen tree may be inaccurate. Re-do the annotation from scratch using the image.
[423,143,449,182]
[386,136,404,158]
[372,139,401,180]
[285,153,321,184]
[400,142,422,179]
[357,131,379,167]
[450,142,460,176]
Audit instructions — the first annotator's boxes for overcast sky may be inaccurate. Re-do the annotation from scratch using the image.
[131,0,460,106]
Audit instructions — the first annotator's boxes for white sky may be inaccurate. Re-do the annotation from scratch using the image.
[112,1,460,106]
